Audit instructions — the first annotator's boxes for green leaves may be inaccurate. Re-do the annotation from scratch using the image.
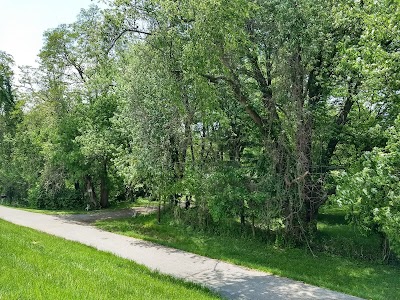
[335,116,400,257]
[0,51,15,116]
[1,0,400,249]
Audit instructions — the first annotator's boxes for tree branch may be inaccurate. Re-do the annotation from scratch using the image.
[203,72,265,129]
[247,51,282,139]
[106,28,152,54]
[322,82,359,168]
[62,50,86,83]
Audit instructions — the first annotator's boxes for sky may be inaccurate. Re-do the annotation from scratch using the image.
[0,0,105,71]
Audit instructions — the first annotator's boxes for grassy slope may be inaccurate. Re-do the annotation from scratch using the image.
[0,219,220,300]
[96,210,400,300]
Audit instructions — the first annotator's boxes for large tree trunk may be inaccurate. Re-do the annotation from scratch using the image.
[100,160,109,208]
[286,48,316,240]
[85,175,98,209]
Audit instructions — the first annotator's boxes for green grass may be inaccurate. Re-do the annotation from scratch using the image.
[316,207,385,262]
[96,209,400,300]
[0,219,220,300]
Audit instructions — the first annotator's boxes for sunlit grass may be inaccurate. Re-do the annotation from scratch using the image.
[0,219,220,300]
[96,209,400,300]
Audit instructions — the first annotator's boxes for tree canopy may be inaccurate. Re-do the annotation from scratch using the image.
[1,0,399,256]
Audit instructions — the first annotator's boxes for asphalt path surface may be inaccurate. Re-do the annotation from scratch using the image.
[0,205,363,300]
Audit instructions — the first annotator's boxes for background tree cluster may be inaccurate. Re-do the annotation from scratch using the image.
[0,0,399,254]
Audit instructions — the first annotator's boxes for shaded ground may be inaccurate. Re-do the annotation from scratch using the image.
[60,207,158,224]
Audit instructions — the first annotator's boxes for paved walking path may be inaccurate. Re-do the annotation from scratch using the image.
[0,206,362,300]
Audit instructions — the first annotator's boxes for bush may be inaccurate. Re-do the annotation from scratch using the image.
[334,118,400,259]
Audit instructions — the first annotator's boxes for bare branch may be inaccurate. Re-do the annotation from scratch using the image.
[106,28,152,54]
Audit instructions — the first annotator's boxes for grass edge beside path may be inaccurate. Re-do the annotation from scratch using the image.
[95,212,400,300]
[0,219,221,300]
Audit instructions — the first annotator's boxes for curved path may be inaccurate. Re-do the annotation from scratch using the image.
[0,206,362,300]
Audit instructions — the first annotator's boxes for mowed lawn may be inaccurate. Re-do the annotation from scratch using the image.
[0,219,220,300]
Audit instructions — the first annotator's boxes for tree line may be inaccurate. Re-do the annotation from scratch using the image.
[0,0,399,255]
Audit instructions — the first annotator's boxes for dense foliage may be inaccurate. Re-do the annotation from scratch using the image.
[0,0,399,255]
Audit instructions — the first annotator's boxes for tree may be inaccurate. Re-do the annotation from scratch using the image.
[2,0,399,250]
[0,51,23,202]
[33,5,123,208]
[0,51,15,118]
[335,117,400,260]
[333,0,400,259]
[103,0,400,243]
